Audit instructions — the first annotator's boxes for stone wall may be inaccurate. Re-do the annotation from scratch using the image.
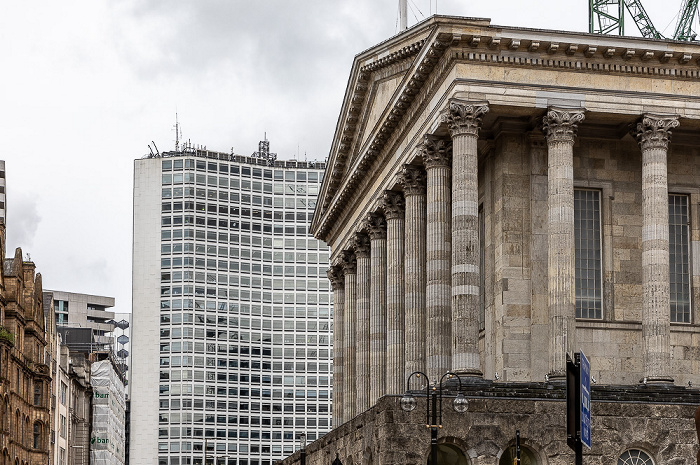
[281,383,700,465]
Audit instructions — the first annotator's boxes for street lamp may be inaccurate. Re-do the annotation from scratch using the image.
[299,432,307,465]
[401,371,469,465]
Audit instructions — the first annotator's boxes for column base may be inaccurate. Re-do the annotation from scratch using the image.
[547,370,566,384]
[452,369,484,379]
[640,376,674,385]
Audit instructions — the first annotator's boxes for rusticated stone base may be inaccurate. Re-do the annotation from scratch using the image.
[280,382,700,465]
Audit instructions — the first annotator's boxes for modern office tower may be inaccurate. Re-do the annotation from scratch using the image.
[130,142,332,465]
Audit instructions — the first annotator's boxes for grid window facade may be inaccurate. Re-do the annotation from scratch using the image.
[575,189,602,319]
[669,194,691,323]
[156,155,331,465]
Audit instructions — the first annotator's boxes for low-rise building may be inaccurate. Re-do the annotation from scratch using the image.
[0,224,51,465]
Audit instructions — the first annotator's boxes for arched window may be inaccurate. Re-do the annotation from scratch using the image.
[33,422,42,450]
[427,444,468,465]
[618,449,654,465]
[14,411,19,439]
[499,445,539,465]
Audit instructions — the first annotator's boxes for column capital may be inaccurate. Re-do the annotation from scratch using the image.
[351,233,371,258]
[365,212,387,240]
[419,134,452,169]
[399,165,426,196]
[381,191,405,220]
[444,100,489,137]
[542,107,585,144]
[633,114,680,151]
[340,250,357,275]
[327,266,345,290]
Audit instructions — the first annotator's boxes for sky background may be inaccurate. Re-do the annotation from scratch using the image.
[0,0,687,313]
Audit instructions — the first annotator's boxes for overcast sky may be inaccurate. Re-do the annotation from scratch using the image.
[0,1,683,312]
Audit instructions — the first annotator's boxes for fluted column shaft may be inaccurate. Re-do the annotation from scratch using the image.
[543,107,585,379]
[383,191,406,394]
[635,114,678,384]
[340,252,357,421]
[445,100,488,377]
[400,166,427,381]
[353,234,371,412]
[327,266,345,426]
[368,213,387,402]
[422,135,453,381]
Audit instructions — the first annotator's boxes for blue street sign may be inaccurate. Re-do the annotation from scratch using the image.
[580,350,591,449]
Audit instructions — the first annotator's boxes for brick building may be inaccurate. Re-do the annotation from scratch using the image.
[287,15,700,465]
[0,223,51,465]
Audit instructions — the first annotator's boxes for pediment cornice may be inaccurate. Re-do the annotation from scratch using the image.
[312,16,700,241]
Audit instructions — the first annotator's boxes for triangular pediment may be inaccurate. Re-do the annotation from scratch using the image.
[350,70,411,168]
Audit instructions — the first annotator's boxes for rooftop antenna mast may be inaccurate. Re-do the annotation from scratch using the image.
[399,0,408,30]
[173,112,182,152]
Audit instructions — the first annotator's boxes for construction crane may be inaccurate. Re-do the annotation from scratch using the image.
[589,0,699,41]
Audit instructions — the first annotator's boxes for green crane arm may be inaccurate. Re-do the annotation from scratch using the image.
[673,0,699,40]
[624,0,664,38]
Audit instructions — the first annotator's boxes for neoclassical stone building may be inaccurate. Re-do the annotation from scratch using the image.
[0,223,51,465]
[302,15,700,465]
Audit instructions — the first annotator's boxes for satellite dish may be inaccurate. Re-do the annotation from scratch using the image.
[117,335,129,345]
[116,320,130,330]
[117,349,129,359]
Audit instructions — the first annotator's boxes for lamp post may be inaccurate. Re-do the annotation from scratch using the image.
[299,432,307,465]
[400,371,469,465]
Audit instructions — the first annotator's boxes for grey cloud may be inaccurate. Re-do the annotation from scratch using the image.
[6,191,41,253]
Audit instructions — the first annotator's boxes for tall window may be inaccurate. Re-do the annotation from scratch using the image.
[575,189,603,319]
[33,422,42,449]
[59,414,66,439]
[669,194,691,323]
[34,382,42,406]
[479,204,485,331]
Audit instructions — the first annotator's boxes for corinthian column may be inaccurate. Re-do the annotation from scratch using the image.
[634,114,678,384]
[367,212,387,402]
[327,265,345,425]
[542,107,585,380]
[445,99,488,377]
[383,191,406,394]
[353,233,372,412]
[340,251,357,420]
[421,135,453,381]
[399,165,427,381]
